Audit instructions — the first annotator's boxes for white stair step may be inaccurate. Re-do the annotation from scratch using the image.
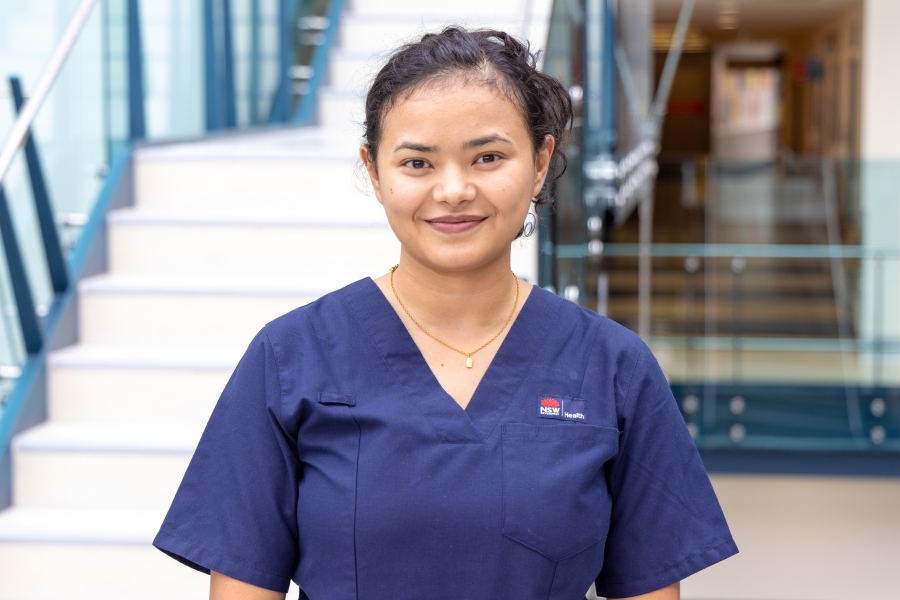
[0,504,300,599]
[12,422,201,510]
[318,88,365,132]
[48,344,240,423]
[134,147,380,212]
[336,14,526,56]
[328,50,381,94]
[78,274,324,344]
[0,540,207,600]
[337,16,444,56]
[107,208,399,276]
[0,506,163,544]
[348,0,525,19]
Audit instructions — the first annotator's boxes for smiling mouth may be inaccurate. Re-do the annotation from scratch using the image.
[426,215,487,233]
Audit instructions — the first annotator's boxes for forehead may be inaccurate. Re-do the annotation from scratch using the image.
[380,78,530,143]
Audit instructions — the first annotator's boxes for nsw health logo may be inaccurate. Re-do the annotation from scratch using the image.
[538,396,586,422]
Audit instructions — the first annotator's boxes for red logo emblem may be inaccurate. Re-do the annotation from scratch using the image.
[541,398,560,408]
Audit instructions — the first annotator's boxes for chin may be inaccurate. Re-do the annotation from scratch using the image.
[424,250,511,273]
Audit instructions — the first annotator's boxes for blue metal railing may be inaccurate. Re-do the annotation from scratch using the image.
[205,0,237,129]
[9,77,69,296]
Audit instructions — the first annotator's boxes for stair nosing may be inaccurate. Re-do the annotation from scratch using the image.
[0,506,164,545]
[108,209,389,228]
[49,343,244,371]
[78,274,334,297]
[13,422,203,454]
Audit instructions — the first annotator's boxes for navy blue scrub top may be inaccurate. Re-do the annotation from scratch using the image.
[154,279,737,599]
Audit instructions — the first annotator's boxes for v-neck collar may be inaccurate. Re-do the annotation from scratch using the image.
[344,278,563,443]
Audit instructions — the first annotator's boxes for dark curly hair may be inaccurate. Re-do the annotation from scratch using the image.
[362,26,572,210]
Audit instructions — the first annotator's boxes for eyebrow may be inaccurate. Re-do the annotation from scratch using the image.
[463,134,513,149]
[393,142,438,153]
[392,134,514,154]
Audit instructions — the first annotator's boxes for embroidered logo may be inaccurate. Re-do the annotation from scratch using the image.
[539,397,561,417]
[538,396,586,422]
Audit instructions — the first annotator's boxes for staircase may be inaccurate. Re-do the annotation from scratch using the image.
[0,1,540,598]
[604,162,854,340]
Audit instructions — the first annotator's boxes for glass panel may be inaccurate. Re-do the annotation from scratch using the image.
[1,0,323,419]
[138,0,205,139]
[547,152,900,449]
[0,0,93,319]
[232,0,282,126]
[541,0,585,299]
[542,0,899,454]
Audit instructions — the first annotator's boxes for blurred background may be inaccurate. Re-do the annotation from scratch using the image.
[0,0,897,598]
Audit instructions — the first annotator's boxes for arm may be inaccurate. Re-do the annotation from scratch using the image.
[210,571,287,600]
[610,581,679,600]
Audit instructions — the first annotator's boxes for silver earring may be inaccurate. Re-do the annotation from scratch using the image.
[522,211,537,236]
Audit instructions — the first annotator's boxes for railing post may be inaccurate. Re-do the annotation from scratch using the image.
[0,188,42,354]
[8,77,69,294]
[204,0,237,130]
[204,0,219,130]
[249,0,261,123]
[580,0,617,307]
[126,0,146,140]
[222,0,237,127]
[269,0,292,123]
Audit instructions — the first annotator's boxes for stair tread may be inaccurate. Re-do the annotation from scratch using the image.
[13,421,204,453]
[108,207,389,227]
[50,343,245,370]
[136,128,362,162]
[0,506,164,544]
[341,13,520,23]
[79,273,338,296]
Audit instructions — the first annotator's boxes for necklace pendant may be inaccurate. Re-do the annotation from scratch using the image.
[466,356,474,368]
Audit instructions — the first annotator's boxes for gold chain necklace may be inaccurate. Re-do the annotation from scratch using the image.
[389,265,519,368]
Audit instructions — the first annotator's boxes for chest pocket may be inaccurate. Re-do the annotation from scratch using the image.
[501,422,619,562]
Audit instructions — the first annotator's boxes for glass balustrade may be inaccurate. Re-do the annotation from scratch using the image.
[541,0,899,456]
[544,156,900,451]
[0,0,339,443]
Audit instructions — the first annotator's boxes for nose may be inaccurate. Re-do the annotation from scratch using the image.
[432,165,475,206]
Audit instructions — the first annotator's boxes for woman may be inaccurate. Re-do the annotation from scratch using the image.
[154,27,737,600]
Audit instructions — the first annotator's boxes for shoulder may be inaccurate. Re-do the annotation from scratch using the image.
[540,289,651,405]
[242,279,374,380]
[526,287,649,396]
[261,278,371,342]
[538,286,647,368]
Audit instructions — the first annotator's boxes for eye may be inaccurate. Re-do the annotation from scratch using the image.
[403,159,429,169]
[476,153,500,164]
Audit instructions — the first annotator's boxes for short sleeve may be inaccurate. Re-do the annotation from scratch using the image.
[153,328,300,592]
[594,345,738,598]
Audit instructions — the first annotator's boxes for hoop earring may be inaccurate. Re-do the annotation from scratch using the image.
[522,210,537,237]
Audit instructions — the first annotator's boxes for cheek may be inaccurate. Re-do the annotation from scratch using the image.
[379,177,426,221]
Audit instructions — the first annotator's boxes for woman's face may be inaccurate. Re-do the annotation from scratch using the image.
[361,78,553,274]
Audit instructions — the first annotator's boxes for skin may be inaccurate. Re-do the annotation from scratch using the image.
[210,75,679,600]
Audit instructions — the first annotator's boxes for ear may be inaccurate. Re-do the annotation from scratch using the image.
[360,145,384,205]
[532,134,555,198]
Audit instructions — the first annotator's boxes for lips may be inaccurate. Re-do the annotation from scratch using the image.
[425,214,487,234]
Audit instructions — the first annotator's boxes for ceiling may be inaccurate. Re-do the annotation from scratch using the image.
[653,0,860,33]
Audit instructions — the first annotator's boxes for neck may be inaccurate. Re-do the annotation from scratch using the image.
[390,250,523,332]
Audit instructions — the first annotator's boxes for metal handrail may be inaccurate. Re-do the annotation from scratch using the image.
[0,0,98,189]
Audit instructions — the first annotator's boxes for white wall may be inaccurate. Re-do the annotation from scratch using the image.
[861,0,900,159]
[859,0,900,347]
